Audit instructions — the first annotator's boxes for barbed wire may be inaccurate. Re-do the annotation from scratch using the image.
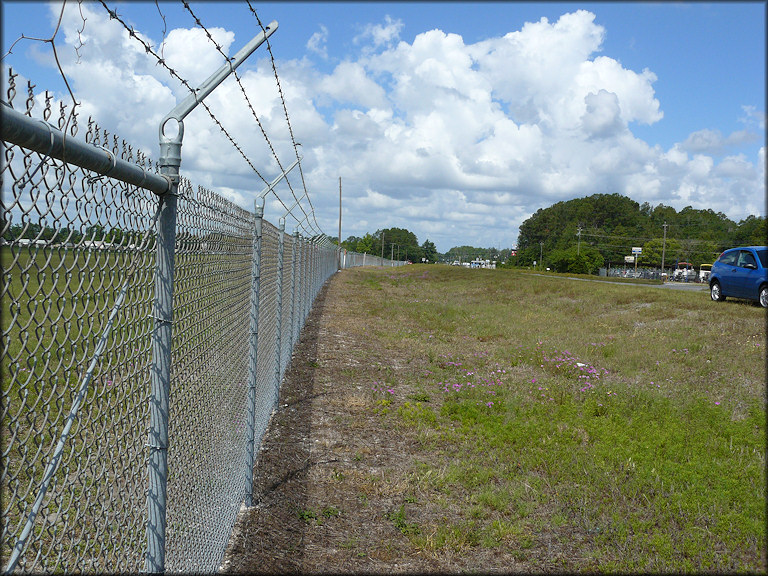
[179,1,316,234]
[1,0,83,204]
[246,0,323,234]
[1,0,79,112]
[154,0,167,60]
[98,0,324,237]
[98,1,274,191]
[4,0,327,240]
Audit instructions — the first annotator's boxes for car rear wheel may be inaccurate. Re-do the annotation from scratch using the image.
[760,285,768,308]
[710,281,725,302]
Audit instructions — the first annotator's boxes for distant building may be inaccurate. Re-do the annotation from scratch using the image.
[82,240,112,250]
[470,259,496,269]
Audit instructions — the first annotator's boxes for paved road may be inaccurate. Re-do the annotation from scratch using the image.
[530,273,709,291]
[657,281,708,291]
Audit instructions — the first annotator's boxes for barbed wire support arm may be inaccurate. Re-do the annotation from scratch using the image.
[145,20,279,575]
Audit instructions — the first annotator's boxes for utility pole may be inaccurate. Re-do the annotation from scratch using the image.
[577,225,582,255]
[381,231,384,261]
[338,177,342,270]
[539,241,544,270]
[661,221,667,281]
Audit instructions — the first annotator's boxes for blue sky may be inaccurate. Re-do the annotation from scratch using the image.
[2,1,765,252]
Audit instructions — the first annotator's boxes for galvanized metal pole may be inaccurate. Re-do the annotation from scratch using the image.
[0,103,171,195]
[661,221,667,281]
[304,239,312,324]
[289,230,299,355]
[298,234,305,341]
[145,126,179,575]
[273,218,286,408]
[244,198,264,508]
[338,177,342,270]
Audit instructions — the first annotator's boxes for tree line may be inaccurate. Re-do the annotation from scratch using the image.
[337,194,765,273]
[336,228,439,263]
[514,193,766,273]
[8,193,764,274]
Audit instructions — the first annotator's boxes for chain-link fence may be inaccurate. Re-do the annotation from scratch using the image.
[1,72,402,573]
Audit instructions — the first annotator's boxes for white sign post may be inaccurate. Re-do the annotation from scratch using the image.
[631,247,642,276]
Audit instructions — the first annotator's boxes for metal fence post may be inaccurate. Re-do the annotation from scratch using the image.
[288,230,299,356]
[312,239,319,301]
[144,24,277,572]
[297,235,306,336]
[303,239,312,325]
[273,218,286,408]
[244,197,264,508]
[146,119,181,575]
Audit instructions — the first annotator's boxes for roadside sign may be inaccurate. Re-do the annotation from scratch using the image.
[624,256,635,263]
[631,247,642,254]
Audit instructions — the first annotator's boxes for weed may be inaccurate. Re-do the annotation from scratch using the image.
[386,505,420,536]
[322,506,341,518]
[397,401,436,427]
[297,508,317,523]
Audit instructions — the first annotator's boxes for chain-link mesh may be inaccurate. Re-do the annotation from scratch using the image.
[2,73,400,573]
[2,77,157,573]
[341,250,397,268]
[162,180,254,572]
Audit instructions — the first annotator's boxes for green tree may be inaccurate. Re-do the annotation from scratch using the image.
[733,215,767,247]
[376,227,419,260]
[642,238,683,267]
[516,193,743,268]
[355,233,375,254]
[341,235,361,251]
[420,240,438,262]
[548,246,604,274]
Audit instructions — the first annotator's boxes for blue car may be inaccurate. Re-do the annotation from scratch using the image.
[709,246,768,308]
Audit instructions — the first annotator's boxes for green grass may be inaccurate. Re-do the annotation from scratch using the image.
[354,264,765,572]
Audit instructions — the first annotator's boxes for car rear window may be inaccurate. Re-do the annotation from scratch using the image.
[757,249,768,268]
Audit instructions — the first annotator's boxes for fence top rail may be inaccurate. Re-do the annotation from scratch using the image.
[1,101,171,195]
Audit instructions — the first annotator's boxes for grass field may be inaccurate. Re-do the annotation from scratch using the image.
[332,264,765,572]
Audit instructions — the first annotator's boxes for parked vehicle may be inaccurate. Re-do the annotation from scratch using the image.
[672,262,696,282]
[709,246,768,308]
[698,263,712,283]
